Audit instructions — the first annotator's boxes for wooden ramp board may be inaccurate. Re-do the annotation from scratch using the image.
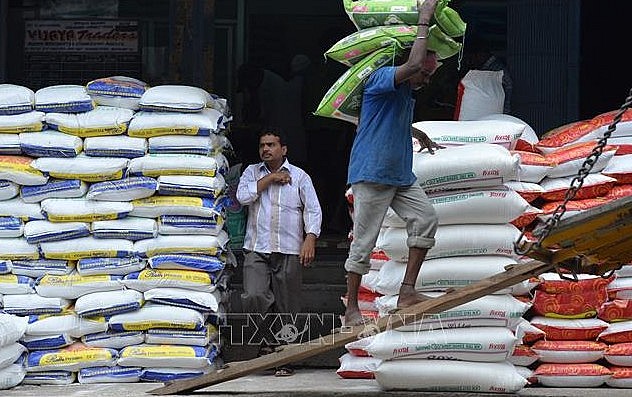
[148,260,554,395]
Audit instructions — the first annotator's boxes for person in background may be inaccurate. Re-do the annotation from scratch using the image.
[461,35,513,114]
[343,0,443,326]
[236,127,322,376]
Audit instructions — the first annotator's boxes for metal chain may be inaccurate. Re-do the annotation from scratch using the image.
[515,87,632,255]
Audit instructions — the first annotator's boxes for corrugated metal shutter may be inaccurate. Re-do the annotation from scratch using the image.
[507,0,580,136]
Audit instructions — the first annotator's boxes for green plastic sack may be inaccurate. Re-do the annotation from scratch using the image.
[427,25,463,60]
[434,0,466,37]
[324,25,406,66]
[325,24,461,66]
[343,0,419,30]
[315,45,399,124]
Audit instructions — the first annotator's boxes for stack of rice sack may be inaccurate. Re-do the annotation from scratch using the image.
[0,313,28,389]
[488,108,632,389]
[339,119,545,391]
[315,0,466,124]
[0,79,233,387]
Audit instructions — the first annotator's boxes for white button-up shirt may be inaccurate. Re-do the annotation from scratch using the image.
[236,159,322,255]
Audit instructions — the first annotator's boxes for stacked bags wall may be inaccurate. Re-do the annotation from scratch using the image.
[0,79,235,387]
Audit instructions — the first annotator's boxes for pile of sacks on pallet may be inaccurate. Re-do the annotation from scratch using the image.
[337,107,632,391]
[0,78,235,388]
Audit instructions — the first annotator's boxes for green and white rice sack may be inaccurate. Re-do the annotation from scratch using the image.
[325,24,461,66]
[315,45,399,124]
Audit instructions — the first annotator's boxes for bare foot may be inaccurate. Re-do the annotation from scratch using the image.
[397,291,431,308]
[343,308,368,326]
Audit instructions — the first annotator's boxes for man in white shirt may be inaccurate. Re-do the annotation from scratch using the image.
[236,127,322,376]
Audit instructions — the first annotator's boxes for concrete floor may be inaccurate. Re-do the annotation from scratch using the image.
[3,368,631,397]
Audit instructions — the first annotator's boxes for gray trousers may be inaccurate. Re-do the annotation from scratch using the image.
[241,251,303,316]
[345,182,438,275]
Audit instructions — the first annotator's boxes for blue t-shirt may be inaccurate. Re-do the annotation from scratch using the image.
[347,66,416,186]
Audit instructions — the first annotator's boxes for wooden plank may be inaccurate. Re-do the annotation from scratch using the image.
[148,260,553,395]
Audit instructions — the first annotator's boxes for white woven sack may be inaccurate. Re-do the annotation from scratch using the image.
[0,274,35,294]
[144,287,220,313]
[0,180,18,200]
[26,314,108,337]
[23,220,89,244]
[0,83,34,115]
[607,276,632,299]
[75,289,144,317]
[478,113,540,146]
[384,187,531,226]
[34,85,93,113]
[413,143,519,192]
[35,272,124,299]
[0,313,28,347]
[532,343,605,364]
[41,198,133,222]
[39,237,134,260]
[540,173,617,199]
[32,155,129,182]
[19,130,83,157]
[2,293,71,315]
[614,265,632,278]
[108,303,205,332]
[0,197,43,220]
[375,255,518,295]
[375,293,530,331]
[545,146,616,179]
[22,370,76,385]
[377,223,521,263]
[0,343,27,368]
[602,153,632,176]
[454,70,505,121]
[504,180,545,202]
[536,372,610,388]
[157,175,226,198]
[0,111,45,133]
[0,134,21,154]
[0,216,22,238]
[128,109,222,138]
[92,217,158,241]
[118,343,213,368]
[0,238,39,260]
[127,154,217,177]
[0,156,48,185]
[10,259,73,278]
[337,353,382,378]
[0,363,26,390]
[133,231,229,258]
[84,135,147,158]
[149,135,215,155]
[138,85,213,112]
[123,269,216,293]
[78,366,142,384]
[374,360,527,392]
[81,331,145,349]
[20,179,88,203]
[413,119,522,149]
[87,177,157,201]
